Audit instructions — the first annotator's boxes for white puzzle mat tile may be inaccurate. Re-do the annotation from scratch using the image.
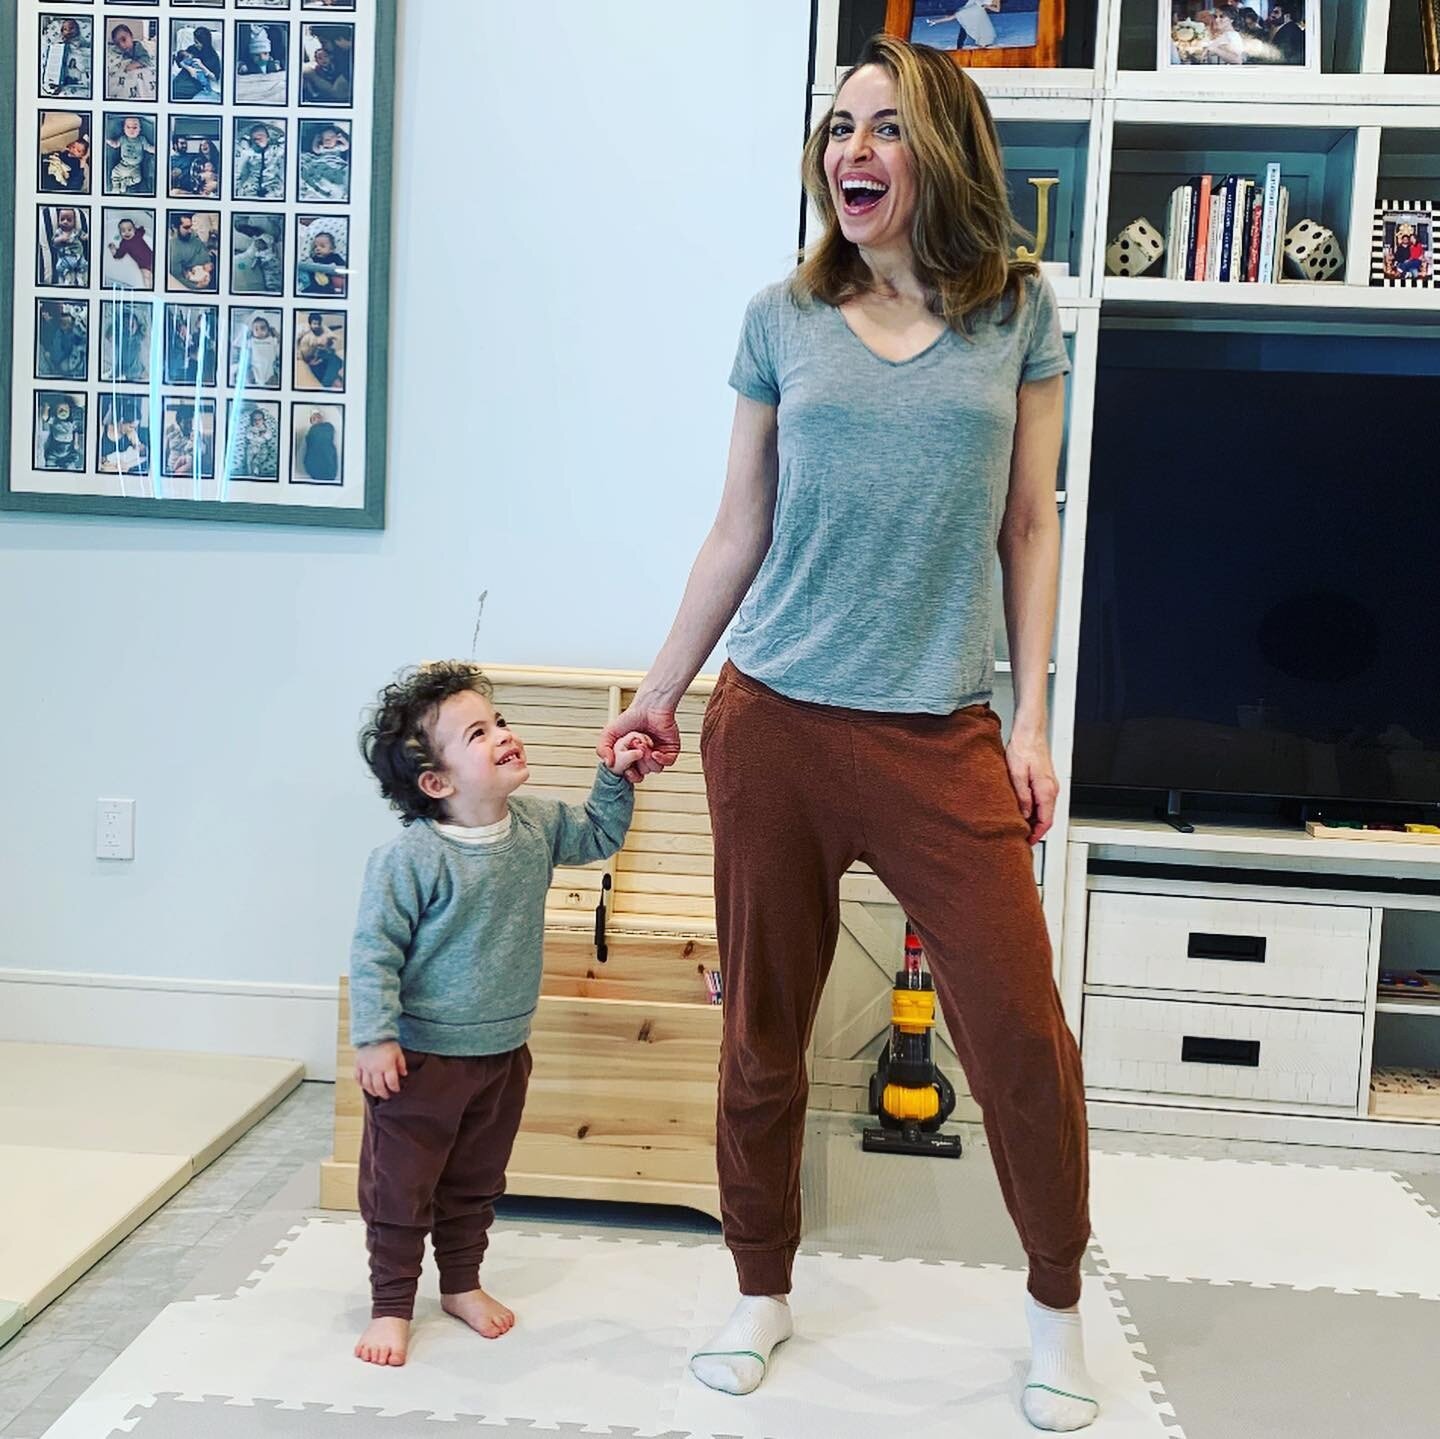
[1089,1153,1440,1298]
[41,1220,702,1437]
[673,1249,1178,1439]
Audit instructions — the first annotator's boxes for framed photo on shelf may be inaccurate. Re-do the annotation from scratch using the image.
[885,0,1065,71]
[1159,1,1320,72]
[1371,201,1437,288]
[1,0,393,529]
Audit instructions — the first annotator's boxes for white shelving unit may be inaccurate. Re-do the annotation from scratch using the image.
[811,0,1440,1152]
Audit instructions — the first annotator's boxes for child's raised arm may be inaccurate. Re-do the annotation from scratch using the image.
[533,745,644,868]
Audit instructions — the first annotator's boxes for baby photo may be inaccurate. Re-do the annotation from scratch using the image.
[101,207,156,290]
[39,15,94,100]
[233,119,287,201]
[166,209,221,293]
[300,22,354,105]
[38,111,92,194]
[229,307,284,390]
[235,21,290,105]
[294,309,345,391]
[297,119,351,202]
[37,205,91,288]
[104,18,160,102]
[103,114,157,197]
[168,116,224,199]
[34,300,89,383]
[231,213,286,295]
[170,20,224,102]
[237,0,291,9]
[161,399,217,482]
[303,0,357,9]
[163,302,219,386]
[293,403,343,484]
[99,298,154,384]
[296,214,348,297]
[226,399,282,481]
[34,391,87,472]
[96,394,152,478]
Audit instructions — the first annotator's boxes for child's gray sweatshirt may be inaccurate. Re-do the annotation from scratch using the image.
[348,765,633,1055]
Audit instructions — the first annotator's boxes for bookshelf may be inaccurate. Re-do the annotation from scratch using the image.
[813,0,1440,1150]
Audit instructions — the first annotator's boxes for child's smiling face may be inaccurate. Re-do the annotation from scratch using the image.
[418,690,531,820]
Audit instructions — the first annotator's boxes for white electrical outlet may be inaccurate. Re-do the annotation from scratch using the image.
[96,799,135,860]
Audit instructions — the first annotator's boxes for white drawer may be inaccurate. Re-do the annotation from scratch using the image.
[1083,995,1362,1110]
[1086,892,1371,1003]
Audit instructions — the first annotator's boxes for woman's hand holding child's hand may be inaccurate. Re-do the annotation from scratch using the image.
[356,1041,407,1099]
[608,731,654,777]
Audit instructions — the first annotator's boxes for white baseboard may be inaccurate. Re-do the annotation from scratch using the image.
[0,968,340,1079]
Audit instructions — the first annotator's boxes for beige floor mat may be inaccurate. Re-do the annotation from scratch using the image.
[0,1043,302,1168]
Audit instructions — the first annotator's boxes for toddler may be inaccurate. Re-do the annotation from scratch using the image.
[349,662,650,1366]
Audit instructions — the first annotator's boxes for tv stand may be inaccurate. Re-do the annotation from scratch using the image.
[1157,789,1195,834]
[1061,816,1440,1156]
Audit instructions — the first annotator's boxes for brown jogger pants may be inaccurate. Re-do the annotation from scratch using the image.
[358,1045,531,1319]
[700,662,1090,1310]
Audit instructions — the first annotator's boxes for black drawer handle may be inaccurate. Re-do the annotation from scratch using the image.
[1182,1035,1261,1068]
[1188,932,1267,964]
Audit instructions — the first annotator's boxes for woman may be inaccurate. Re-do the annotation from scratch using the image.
[598,36,1094,1433]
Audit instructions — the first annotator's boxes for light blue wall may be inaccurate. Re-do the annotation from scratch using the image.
[0,1,812,986]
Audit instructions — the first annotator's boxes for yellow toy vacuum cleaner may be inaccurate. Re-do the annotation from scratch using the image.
[862,920,962,1159]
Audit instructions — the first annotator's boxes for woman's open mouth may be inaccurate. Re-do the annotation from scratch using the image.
[840,177,889,216]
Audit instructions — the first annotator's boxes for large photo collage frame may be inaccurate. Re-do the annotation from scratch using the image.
[1,0,394,527]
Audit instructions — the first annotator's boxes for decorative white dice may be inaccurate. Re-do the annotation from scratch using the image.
[1283,220,1344,281]
[1105,218,1165,278]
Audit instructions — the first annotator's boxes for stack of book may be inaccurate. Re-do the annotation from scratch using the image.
[1164,162,1294,282]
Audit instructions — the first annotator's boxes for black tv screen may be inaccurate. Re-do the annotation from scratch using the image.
[1075,329,1440,809]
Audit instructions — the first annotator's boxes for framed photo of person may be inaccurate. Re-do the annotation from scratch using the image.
[1371,201,1437,288]
[1158,0,1320,72]
[885,0,1065,70]
[2,0,394,528]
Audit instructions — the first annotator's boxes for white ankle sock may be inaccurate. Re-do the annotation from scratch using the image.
[689,1295,794,1395]
[1022,1292,1100,1432]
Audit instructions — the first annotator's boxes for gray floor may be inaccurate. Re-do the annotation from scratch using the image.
[3,1082,1440,1438]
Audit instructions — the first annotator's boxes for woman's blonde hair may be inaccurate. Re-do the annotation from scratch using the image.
[795,33,1035,330]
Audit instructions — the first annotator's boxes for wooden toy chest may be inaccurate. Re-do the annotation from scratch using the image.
[319,665,727,1219]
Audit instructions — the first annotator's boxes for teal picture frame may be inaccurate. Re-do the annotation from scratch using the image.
[1,1,394,529]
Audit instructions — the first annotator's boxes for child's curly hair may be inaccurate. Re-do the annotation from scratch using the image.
[359,662,493,824]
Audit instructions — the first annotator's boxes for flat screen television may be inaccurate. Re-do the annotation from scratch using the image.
[1074,329,1440,815]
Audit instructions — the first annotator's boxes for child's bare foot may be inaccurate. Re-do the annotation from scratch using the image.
[441,1287,515,1338]
[355,1315,409,1366]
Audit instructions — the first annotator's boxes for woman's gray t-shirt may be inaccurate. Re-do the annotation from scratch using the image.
[726,272,1069,714]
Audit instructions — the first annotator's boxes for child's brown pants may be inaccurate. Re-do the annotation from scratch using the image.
[700,662,1090,1311]
[358,1045,531,1319]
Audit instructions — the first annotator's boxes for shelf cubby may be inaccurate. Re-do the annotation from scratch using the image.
[1098,104,1369,295]
[1114,0,1384,98]
[997,114,1098,294]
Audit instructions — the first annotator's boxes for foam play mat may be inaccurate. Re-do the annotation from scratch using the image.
[0,1043,301,1346]
[41,1219,1178,1439]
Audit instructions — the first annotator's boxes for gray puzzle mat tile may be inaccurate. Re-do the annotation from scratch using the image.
[1396,1169,1440,1220]
[118,1399,689,1439]
[1112,1274,1440,1439]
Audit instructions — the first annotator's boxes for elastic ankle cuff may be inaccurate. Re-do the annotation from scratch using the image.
[438,1267,480,1296]
[732,1246,794,1297]
[370,1303,414,1321]
[1028,1265,1082,1312]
